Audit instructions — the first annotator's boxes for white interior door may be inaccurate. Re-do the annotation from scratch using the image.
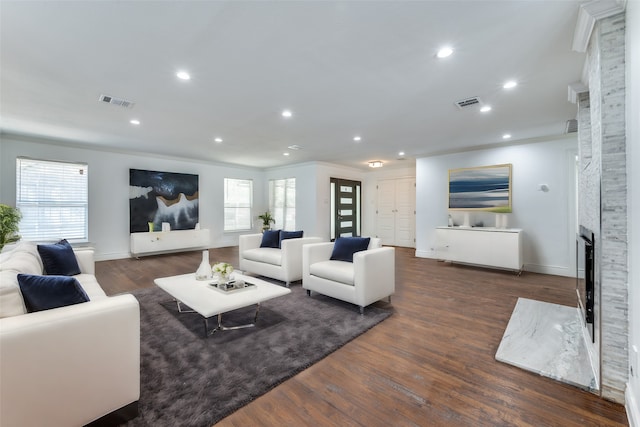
[376,178,416,247]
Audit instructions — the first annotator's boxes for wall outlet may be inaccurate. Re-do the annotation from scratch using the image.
[632,345,639,378]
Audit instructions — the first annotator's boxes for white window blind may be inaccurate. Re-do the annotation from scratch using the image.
[269,178,296,231]
[224,178,253,231]
[16,158,88,242]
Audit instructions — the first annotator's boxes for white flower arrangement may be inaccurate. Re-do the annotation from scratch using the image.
[212,262,234,278]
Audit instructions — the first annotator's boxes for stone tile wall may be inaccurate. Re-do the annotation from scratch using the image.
[579,12,628,404]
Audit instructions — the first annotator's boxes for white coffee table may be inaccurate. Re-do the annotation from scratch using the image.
[154,272,291,336]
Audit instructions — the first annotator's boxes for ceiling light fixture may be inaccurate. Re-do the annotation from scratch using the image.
[436,47,453,58]
[503,134,512,139]
[398,151,405,156]
[503,80,517,89]
[353,136,362,142]
[480,105,492,113]
[281,109,292,118]
[283,152,290,156]
[214,137,223,143]
[368,161,383,168]
[176,71,191,80]
[129,119,140,125]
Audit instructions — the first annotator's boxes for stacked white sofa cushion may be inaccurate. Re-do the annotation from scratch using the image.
[0,241,140,427]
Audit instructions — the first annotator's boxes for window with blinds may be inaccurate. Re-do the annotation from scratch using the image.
[223,178,253,231]
[16,158,88,242]
[269,178,296,231]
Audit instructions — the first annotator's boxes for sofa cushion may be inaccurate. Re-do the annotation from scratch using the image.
[279,230,303,248]
[75,274,107,300]
[330,237,371,263]
[38,239,81,276]
[18,274,90,313]
[310,260,355,286]
[0,270,27,318]
[260,230,281,248]
[242,248,282,266]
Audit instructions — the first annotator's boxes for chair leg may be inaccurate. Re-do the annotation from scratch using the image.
[359,306,364,315]
[285,281,290,288]
[388,296,392,303]
[306,289,311,296]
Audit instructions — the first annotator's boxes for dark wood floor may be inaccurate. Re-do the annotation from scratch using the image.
[96,247,628,427]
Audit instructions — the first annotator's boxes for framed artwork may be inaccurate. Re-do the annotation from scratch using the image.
[448,164,512,212]
[129,169,199,233]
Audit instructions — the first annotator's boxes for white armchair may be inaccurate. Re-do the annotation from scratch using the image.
[239,233,323,287]
[302,238,395,314]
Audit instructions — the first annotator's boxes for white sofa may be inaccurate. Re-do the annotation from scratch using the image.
[302,238,395,314]
[0,242,140,427]
[239,233,323,287]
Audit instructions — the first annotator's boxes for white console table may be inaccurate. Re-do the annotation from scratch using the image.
[435,226,523,272]
[130,229,210,257]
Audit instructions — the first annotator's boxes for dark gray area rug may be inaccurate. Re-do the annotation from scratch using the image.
[124,284,392,427]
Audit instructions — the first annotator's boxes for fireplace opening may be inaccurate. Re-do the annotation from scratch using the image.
[576,225,595,343]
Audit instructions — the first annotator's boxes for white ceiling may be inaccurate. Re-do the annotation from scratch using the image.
[0,0,586,170]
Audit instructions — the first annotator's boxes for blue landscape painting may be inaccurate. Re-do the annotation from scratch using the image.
[448,164,512,212]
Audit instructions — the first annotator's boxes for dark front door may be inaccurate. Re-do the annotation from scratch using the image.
[330,178,361,240]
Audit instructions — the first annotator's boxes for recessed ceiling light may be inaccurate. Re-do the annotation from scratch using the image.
[130,119,140,125]
[503,134,512,139]
[368,161,383,168]
[176,71,191,80]
[283,152,290,156]
[503,80,517,89]
[281,109,292,118]
[436,47,453,58]
[398,151,405,156]
[353,136,362,142]
[480,105,492,113]
[214,137,223,143]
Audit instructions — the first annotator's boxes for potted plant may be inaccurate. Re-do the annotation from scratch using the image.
[257,211,275,232]
[0,204,22,251]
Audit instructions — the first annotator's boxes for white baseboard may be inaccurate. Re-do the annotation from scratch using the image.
[628,384,639,427]
[523,263,572,277]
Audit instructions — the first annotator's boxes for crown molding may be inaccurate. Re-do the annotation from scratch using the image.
[568,81,589,103]
[572,0,627,52]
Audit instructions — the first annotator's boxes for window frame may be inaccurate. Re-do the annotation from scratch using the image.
[16,157,89,243]
[223,178,253,232]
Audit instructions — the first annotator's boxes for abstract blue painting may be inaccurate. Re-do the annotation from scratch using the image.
[129,169,199,233]
[448,164,512,212]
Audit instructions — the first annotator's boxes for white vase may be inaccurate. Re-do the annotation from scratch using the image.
[195,250,212,280]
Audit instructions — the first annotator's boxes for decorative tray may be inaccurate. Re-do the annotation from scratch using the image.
[208,279,256,293]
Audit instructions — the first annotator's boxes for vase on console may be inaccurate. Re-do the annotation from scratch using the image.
[195,250,213,280]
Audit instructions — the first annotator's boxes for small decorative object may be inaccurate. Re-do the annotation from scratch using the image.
[257,211,275,232]
[195,250,213,280]
[162,222,170,232]
[0,204,22,251]
[213,262,234,282]
[147,221,154,232]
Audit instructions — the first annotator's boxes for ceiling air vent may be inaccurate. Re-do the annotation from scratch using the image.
[99,94,135,108]
[287,144,303,150]
[565,119,578,133]
[455,96,481,109]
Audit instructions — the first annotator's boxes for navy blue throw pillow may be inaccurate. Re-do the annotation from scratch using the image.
[330,237,371,263]
[260,230,281,248]
[279,230,303,248]
[18,274,90,313]
[37,239,81,276]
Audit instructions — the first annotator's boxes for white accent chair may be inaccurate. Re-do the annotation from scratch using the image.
[302,238,395,314]
[239,233,323,287]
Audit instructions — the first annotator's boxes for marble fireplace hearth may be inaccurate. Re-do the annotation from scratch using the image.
[495,298,597,391]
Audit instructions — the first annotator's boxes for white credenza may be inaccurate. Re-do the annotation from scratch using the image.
[130,229,210,257]
[435,226,523,272]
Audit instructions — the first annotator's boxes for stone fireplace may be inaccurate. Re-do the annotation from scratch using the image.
[574,9,628,403]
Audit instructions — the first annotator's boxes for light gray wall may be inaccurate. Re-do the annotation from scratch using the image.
[625,0,640,422]
[0,135,266,260]
[415,135,578,277]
